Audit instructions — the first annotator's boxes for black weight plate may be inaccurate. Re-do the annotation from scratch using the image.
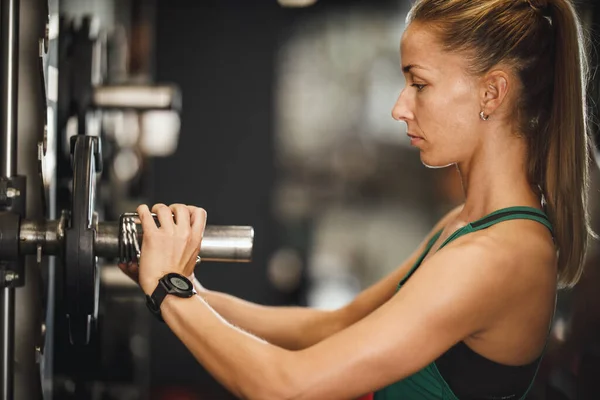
[64,135,100,345]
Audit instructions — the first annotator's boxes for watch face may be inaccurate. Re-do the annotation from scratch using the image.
[169,276,191,291]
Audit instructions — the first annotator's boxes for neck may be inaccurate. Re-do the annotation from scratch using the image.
[455,127,541,223]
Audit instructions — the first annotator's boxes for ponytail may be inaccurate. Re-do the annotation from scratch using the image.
[542,0,592,288]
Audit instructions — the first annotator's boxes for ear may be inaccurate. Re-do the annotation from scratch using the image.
[479,69,510,117]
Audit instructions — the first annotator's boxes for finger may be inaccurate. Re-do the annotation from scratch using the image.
[117,261,138,277]
[136,204,158,234]
[152,203,174,232]
[118,261,135,271]
[188,206,207,231]
[186,207,205,274]
[189,206,207,247]
[127,262,139,275]
[170,203,190,229]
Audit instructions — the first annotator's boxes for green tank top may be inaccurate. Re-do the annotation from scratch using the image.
[373,206,554,400]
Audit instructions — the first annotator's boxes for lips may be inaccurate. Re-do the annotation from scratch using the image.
[407,133,422,139]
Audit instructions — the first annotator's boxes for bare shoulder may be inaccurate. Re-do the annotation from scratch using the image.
[449,218,557,331]
[453,219,556,293]
[403,218,557,328]
[478,218,557,288]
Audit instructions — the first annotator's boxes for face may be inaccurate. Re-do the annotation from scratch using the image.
[392,23,482,168]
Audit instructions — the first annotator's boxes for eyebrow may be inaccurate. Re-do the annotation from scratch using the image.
[402,64,428,73]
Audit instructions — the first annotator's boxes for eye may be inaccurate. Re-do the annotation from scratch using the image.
[411,83,426,92]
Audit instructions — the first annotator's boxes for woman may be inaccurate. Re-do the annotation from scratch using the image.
[120,0,593,398]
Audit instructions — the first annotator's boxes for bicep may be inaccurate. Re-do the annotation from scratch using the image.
[337,204,464,328]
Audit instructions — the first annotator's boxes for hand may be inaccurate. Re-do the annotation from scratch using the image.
[135,203,207,295]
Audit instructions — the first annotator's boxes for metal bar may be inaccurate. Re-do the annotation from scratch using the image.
[195,225,255,263]
[0,0,20,177]
[17,220,254,263]
[98,222,254,262]
[92,84,181,111]
[0,289,14,400]
[0,0,20,398]
[18,219,61,255]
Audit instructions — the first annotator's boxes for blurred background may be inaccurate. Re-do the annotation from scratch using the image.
[5,0,600,399]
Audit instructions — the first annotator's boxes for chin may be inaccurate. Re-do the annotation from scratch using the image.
[420,153,455,169]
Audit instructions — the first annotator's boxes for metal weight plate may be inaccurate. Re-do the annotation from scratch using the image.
[64,135,101,345]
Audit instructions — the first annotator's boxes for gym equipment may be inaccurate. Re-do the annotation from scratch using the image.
[0,0,26,398]
[0,2,255,400]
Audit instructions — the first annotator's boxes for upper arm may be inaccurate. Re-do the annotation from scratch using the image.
[336,204,464,328]
[281,239,508,400]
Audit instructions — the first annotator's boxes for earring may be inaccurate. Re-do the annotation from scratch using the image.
[479,111,489,121]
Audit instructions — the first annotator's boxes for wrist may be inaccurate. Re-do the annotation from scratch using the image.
[141,279,158,296]
[141,274,170,295]
[144,273,196,322]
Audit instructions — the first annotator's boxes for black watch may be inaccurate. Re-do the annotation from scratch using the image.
[145,273,196,322]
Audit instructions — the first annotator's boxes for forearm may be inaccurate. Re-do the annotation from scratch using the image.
[161,295,296,400]
[195,279,345,350]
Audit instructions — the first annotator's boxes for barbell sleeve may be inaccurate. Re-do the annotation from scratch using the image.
[18,217,254,263]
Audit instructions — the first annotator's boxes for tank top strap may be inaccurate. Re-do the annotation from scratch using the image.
[438,206,553,251]
[397,229,443,289]
[469,206,553,234]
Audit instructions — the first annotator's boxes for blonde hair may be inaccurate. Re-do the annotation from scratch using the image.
[407,0,593,288]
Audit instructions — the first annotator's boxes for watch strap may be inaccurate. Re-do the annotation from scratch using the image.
[146,280,168,322]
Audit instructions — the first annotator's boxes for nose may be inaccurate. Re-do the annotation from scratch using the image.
[391,87,414,122]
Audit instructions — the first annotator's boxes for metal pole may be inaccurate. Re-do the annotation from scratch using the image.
[0,290,14,400]
[0,0,20,398]
[0,0,19,178]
